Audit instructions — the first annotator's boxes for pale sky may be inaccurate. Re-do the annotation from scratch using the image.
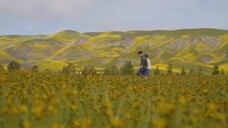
[0,0,227,35]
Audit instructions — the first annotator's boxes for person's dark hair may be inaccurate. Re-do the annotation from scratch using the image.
[137,51,143,54]
[145,54,148,58]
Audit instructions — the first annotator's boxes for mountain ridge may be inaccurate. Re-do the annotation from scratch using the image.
[0,28,227,73]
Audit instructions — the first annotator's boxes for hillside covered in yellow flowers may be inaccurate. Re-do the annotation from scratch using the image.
[0,28,227,72]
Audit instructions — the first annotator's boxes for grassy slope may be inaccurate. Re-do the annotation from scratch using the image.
[47,30,89,42]
[0,28,228,72]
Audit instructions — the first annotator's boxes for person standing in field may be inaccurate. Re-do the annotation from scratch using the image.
[145,54,151,78]
[137,51,148,77]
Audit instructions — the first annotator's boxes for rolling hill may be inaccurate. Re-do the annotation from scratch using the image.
[0,28,227,73]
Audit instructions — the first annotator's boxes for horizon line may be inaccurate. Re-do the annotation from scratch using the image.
[1,27,228,36]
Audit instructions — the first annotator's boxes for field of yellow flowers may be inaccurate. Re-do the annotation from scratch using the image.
[0,71,227,128]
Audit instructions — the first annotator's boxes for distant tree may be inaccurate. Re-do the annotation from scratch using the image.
[62,63,76,74]
[154,65,160,75]
[181,67,186,75]
[89,66,97,75]
[82,66,88,75]
[82,66,97,75]
[7,60,21,71]
[212,65,220,75]
[62,67,68,73]
[166,63,173,75]
[121,61,134,75]
[31,65,39,73]
[189,68,196,75]
[197,65,203,75]
[221,69,225,75]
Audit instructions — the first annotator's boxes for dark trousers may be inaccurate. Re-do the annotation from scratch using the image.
[136,67,147,76]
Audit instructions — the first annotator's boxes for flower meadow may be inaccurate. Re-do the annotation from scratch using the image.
[0,71,227,128]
